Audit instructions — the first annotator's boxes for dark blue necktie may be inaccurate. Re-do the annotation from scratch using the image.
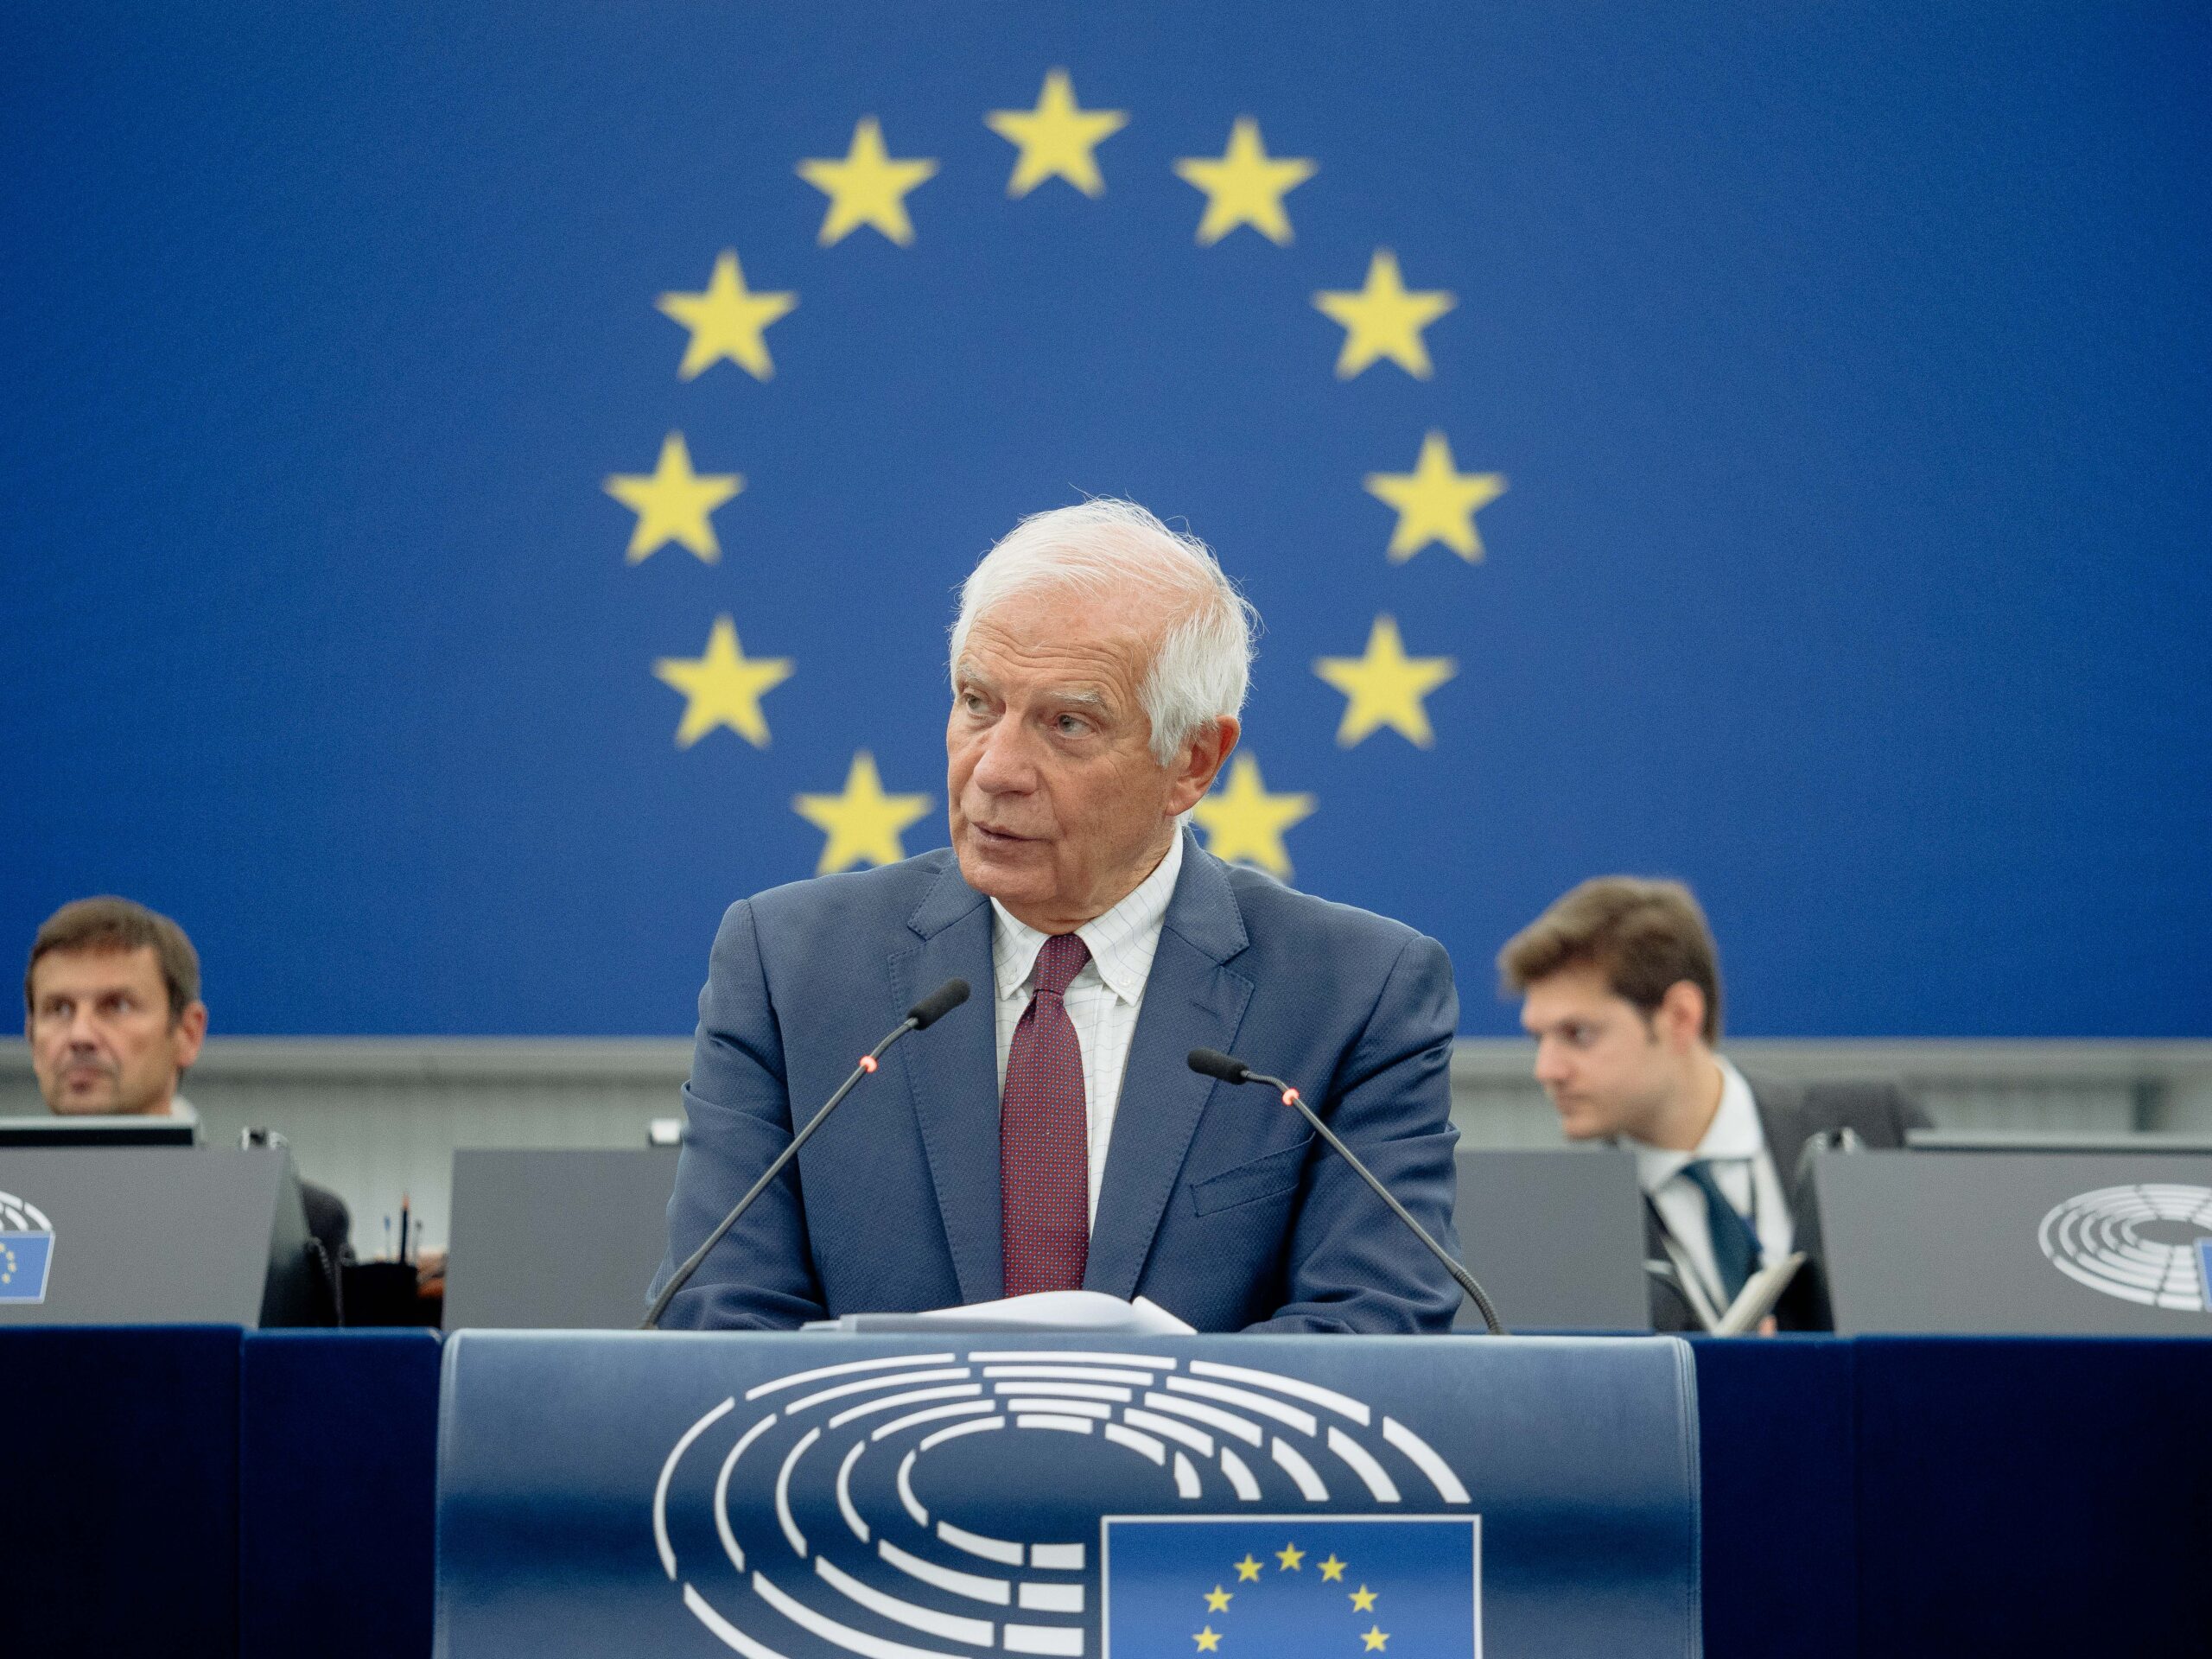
[1679,1160,1759,1304]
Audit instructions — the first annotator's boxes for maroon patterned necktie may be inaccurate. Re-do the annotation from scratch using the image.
[1001,932,1092,1297]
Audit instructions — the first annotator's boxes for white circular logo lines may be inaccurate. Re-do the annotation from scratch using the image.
[2037,1184,2212,1312]
[651,1347,1472,1658]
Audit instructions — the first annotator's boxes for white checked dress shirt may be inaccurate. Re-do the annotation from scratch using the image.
[1633,1056,1793,1325]
[990,830,1183,1228]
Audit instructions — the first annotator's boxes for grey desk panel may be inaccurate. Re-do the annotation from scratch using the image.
[445,1148,679,1329]
[1814,1149,2212,1334]
[1453,1147,1651,1332]
[446,1147,1646,1332]
[0,1147,308,1326]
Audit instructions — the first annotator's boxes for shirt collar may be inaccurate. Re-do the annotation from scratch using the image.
[1630,1055,1762,1192]
[990,830,1183,1006]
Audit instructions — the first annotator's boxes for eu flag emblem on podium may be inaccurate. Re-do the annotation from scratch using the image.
[0,1231,54,1304]
[1103,1516,1480,1657]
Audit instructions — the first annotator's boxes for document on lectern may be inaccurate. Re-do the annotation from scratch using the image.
[803,1289,1196,1335]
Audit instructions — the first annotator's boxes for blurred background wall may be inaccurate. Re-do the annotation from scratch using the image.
[5,3,2206,1248]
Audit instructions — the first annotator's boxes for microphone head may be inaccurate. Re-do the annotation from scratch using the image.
[906,979,971,1031]
[1186,1047,1251,1084]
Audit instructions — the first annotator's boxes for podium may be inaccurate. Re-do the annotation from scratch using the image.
[444,1148,677,1329]
[1452,1149,1651,1332]
[436,1332,1700,1658]
[0,1146,314,1326]
[1808,1147,2212,1334]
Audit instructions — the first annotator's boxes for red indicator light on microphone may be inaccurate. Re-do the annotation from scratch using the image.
[858,1054,878,1073]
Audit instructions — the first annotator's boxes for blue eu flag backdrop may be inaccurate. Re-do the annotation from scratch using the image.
[1103,1516,1480,1659]
[3,3,2207,1037]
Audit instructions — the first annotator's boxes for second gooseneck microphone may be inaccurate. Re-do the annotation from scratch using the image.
[1188,1046,1507,1334]
[641,978,971,1329]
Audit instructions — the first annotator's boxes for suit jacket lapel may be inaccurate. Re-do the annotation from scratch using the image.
[1748,1071,1814,1190]
[889,861,1001,1306]
[1084,837,1254,1301]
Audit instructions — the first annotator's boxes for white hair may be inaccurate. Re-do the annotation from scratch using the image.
[950,499,1258,763]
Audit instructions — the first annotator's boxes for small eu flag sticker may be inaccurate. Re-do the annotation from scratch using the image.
[0,1230,55,1304]
[1102,1515,1480,1658]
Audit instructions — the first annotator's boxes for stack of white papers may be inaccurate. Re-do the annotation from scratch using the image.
[804,1289,1195,1335]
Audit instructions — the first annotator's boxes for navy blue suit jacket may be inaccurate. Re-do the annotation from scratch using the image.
[651,830,1464,1333]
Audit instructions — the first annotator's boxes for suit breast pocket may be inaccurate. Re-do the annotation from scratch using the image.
[1185,1135,1314,1218]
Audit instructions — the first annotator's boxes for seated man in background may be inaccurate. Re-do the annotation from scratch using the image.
[27,897,208,1121]
[1497,877,1926,1330]
[24,896,352,1290]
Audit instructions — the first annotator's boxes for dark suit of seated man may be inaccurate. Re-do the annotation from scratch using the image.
[1499,877,1926,1332]
[651,499,1464,1333]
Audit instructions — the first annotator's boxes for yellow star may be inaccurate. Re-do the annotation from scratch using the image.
[798,117,938,246]
[1365,431,1507,563]
[1234,1554,1264,1583]
[1193,1630,1222,1654]
[986,69,1128,198]
[1313,616,1458,749]
[605,434,741,565]
[652,616,792,750]
[1173,117,1316,246]
[1274,1543,1306,1572]
[1350,1586,1378,1613]
[1191,756,1315,879]
[1313,250,1456,379]
[1204,1586,1232,1613]
[1362,1626,1389,1652]
[793,752,932,874]
[1318,1555,1347,1582]
[655,251,798,383]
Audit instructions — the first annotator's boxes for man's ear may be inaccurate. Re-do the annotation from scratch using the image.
[1165,715,1239,817]
[1657,981,1707,1053]
[172,1001,208,1071]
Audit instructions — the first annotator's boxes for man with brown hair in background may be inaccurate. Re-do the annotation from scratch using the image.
[1498,876,1926,1331]
[23,895,353,1296]
[25,897,208,1121]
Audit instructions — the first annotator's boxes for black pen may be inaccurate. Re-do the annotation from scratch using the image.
[399,1194,410,1266]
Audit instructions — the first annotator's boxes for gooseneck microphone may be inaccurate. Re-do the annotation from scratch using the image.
[641,979,971,1330]
[1187,1046,1507,1335]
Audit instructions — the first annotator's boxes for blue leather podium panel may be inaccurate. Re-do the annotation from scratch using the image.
[0,1325,241,1657]
[436,1332,1700,1658]
[240,1330,444,1659]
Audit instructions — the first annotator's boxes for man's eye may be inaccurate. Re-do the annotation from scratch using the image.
[1054,715,1089,735]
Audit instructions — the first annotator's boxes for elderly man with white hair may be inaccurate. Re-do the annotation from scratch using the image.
[652,499,1464,1332]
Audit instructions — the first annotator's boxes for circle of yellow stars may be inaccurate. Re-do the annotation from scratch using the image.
[1192,1541,1388,1652]
[600,68,1507,880]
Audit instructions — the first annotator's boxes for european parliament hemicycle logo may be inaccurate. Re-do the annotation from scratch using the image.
[0,1191,55,1305]
[652,1348,1482,1656]
[2037,1184,2212,1313]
